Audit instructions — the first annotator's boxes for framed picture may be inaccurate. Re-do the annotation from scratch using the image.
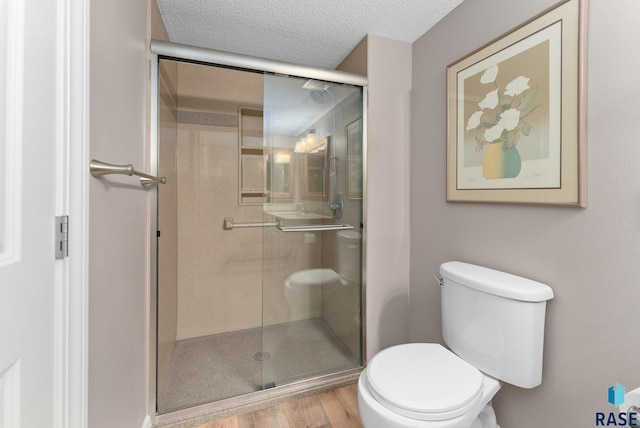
[346,118,363,200]
[446,0,587,206]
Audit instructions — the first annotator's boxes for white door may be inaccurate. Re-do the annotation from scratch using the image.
[0,0,72,426]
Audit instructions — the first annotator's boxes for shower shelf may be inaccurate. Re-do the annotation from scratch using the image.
[239,107,265,205]
[277,224,353,232]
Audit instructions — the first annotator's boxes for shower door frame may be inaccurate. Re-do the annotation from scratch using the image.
[148,40,368,425]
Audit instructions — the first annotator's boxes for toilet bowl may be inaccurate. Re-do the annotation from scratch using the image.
[283,268,342,340]
[357,261,554,428]
[284,268,341,317]
[282,230,362,339]
[357,344,501,428]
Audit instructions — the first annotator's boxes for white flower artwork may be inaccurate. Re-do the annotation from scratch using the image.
[466,110,484,131]
[484,123,504,142]
[504,76,531,96]
[498,108,521,131]
[478,89,499,109]
[480,65,499,84]
[447,0,585,205]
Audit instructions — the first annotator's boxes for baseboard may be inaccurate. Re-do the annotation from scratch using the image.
[141,415,152,428]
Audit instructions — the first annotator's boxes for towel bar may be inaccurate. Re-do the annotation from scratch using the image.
[223,217,280,230]
[277,224,353,232]
[90,159,166,186]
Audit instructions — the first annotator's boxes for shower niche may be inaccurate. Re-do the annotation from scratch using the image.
[151,43,366,419]
[238,106,296,204]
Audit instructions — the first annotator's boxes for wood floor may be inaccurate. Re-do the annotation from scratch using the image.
[196,384,363,428]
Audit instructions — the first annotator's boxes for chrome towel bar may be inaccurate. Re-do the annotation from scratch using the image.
[223,217,354,232]
[277,224,354,232]
[90,159,166,186]
[223,217,280,230]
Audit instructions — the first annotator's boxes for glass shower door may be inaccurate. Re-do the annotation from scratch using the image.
[155,58,268,414]
[153,51,365,417]
[261,74,364,388]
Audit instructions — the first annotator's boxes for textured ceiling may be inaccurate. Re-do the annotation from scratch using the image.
[156,0,464,69]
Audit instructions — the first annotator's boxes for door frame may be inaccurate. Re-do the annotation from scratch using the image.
[55,0,90,426]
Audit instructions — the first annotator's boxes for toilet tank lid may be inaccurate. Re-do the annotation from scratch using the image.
[440,261,554,302]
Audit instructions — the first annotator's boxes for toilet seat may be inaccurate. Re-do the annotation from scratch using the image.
[285,268,341,290]
[365,343,484,421]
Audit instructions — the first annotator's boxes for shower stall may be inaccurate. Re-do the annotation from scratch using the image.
[149,41,366,420]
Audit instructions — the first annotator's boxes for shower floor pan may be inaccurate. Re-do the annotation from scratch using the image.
[156,318,357,415]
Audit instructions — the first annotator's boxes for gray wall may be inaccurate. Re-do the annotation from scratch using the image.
[366,35,413,358]
[411,0,640,426]
[339,35,413,359]
[89,0,149,426]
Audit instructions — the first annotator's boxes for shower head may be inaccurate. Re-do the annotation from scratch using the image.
[310,89,326,104]
[303,79,331,104]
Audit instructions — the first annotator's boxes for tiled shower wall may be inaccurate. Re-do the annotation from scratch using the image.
[166,63,320,340]
[173,64,264,339]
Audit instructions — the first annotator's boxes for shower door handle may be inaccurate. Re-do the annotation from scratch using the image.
[277,224,354,232]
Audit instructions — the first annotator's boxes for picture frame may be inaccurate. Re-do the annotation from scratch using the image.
[446,0,587,206]
[346,118,363,200]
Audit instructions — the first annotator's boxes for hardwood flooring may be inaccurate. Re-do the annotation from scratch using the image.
[196,384,363,428]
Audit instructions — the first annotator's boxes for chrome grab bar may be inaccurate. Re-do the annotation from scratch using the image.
[90,159,166,186]
[223,217,280,230]
[277,224,354,232]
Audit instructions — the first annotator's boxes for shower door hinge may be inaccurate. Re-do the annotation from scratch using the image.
[55,215,69,259]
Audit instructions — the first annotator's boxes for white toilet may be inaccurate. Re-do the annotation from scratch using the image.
[357,261,554,428]
[283,230,361,335]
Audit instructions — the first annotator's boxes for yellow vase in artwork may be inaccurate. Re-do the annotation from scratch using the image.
[482,142,522,179]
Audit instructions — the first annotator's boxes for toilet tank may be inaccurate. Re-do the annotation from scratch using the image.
[440,261,553,389]
[336,230,361,283]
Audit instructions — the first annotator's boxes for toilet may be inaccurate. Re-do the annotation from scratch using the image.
[357,261,554,428]
[283,230,361,336]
